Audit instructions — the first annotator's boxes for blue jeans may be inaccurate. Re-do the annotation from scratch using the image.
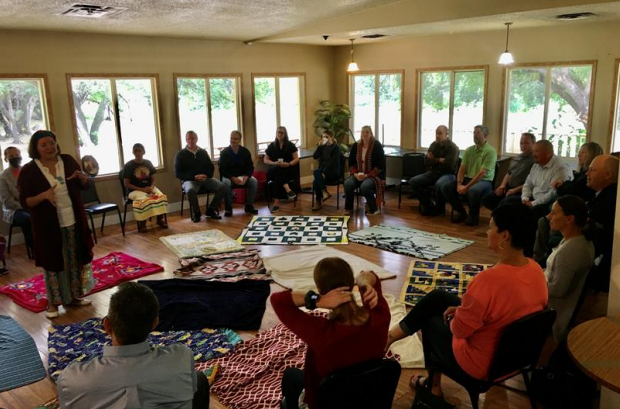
[409,171,455,210]
[441,177,492,222]
[222,176,258,208]
[182,178,228,217]
[344,176,376,211]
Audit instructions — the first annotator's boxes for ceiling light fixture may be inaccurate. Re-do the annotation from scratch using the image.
[498,22,515,65]
[347,39,359,72]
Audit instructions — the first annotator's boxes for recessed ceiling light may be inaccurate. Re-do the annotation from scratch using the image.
[60,4,126,19]
[362,34,387,39]
[555,12,597,21]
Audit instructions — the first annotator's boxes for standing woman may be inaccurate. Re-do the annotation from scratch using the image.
[344,125,385,216]
[264,126,299,213]
[123,143,168,233]
[312,130,341,211]
[18,131,94,319]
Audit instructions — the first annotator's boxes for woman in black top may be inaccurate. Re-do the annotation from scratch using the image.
[312,130,341,211]
[264,126,300,213]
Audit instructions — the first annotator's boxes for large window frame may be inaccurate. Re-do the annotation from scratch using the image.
[0,74,55,170]
[347,70,405,147]
[66,73,164,178]
[415,65,488,149]
[174,73,244,159]
[251,73,306,154]
[608,59,620,153]
[500,60,597,158]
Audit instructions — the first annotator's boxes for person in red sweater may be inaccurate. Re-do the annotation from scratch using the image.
[271,257,391,409]
[386,202,548,398]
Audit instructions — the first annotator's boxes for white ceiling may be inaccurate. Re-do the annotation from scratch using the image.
[0,0,619,44]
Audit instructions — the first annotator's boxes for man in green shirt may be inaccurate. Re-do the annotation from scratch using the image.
[440,125,497,226]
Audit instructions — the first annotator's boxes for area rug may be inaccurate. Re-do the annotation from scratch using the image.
[34,397,59,409]
[0,315,46,392]
[0,252,163,313]
[160,229,244,258]
[262,246,395,292]
[174,250,271,282]
[400,260,493,306]
[47,317,242,380]
[349,224,473,260]
[237,215,349,245]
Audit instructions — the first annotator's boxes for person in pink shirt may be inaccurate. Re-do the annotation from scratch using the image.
[387,202,548,398]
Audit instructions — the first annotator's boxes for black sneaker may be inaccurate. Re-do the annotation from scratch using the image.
[224,209,233,217]
[451,211,467,223]
[286,191,297,199]
[244,205,259,215]
[271,205,280,213]
[206,208,222,220]
[191,214,201,223]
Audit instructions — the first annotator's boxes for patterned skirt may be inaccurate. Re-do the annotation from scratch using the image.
[128,187,168,221]
[44,225,93,306]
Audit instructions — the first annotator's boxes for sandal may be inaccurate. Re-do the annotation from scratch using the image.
[410,375,429,391]
[69,298,92,306]
[45,309,59,319]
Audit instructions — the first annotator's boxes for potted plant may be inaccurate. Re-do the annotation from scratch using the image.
[312,100,354,153]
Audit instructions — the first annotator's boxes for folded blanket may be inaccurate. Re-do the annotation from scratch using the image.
[174,250,270,282]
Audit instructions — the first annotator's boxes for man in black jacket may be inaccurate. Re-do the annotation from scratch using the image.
[174,131,227,222]
[219,130,259,216]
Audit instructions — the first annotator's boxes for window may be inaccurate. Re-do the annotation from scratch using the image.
[0,75,52,170]
[349,72,403,146]
[253,74,305,152]
[417,67,487,149]
[609,59,620,153]
[175,75,243,158]
[503,62,595,157]
[68,75,162,176]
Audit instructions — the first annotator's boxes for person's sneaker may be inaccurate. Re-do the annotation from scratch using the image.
[224,209,233,217]
[451,211,467,223]
[344,208,353,215]
[156,215,168,229]
[312,202,322,211]
[366,208,381,216]
[206,208,222,220]
[271,205,280,213]
[244,205,259,215]
[191,214,201,223]
[322,189,331,200]
[286,191,297,199]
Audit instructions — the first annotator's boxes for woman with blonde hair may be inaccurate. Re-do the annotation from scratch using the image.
[311,130,341,211]
[343,125,385,216]
[272,257,391,409]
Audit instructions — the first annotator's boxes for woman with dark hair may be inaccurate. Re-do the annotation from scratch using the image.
[264,126,300,213]
[271,257,391,409]
[18,130,94,319]
[545,195,595,342]
[123,143,168,232]
[344,125,385,216]
[386,202,548,398]
[312,130,341,211]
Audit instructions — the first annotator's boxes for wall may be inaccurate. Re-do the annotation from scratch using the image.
[0,29,335,235]
[333,20,620,153]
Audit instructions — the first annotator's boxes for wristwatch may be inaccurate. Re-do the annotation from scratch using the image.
[304,290,320,310]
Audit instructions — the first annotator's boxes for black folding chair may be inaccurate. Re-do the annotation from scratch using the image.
[312,154,346,210]
[82,177,125,244]
[398,153,426,209]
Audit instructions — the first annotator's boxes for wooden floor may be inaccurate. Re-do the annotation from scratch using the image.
[0,189,542,409]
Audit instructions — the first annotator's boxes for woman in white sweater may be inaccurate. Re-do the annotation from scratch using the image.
[545,195,595,343]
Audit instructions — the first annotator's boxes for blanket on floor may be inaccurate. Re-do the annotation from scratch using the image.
[349,224,473,260]
[0,315,46,392]
[0,252,163,312]
[47,317,242,380]
[174,250,271,282]
[160,229,244,258]
[237,216,349,245]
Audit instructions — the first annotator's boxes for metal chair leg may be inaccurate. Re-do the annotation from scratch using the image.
[336,184,340,210]
[117,208,125,236]
[398,185,402,209]
[100,213,106,233]
[7,224,13,254]
[88,214,97,244]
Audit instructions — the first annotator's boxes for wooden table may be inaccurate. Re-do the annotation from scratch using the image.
[567,316,620,394]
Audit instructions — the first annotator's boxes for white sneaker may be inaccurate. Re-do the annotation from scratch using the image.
[366,209,381,216]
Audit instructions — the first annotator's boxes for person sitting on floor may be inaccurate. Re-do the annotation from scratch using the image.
[218,130,259,216]
[544,195,594,343]
[264,126,300,213]
[482,132,535,211]
[312,130,341,211]
[0,146,34,253]
[57,282,210,409]
[272,257,390,409]
[174,130,227,222]
[123,143,168,232]
[344,125,386,216]
[442,125,497,226]
[409,125,459,216]
[386,202,547,398]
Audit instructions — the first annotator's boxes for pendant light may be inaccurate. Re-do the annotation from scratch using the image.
[498,22,515,65]
[347,39,359,72]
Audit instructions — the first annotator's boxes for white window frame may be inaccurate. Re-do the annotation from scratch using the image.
[608,59,620,153]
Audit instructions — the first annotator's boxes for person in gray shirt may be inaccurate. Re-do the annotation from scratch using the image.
[482,133,535,211]
[57,282,210,409]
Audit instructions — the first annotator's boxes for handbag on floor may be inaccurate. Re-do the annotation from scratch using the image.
[411,385,456,409]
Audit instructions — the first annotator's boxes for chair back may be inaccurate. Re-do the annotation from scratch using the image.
[318,358,401,409]
[567,255,602,329]
[491,161,501,188]
[488,309,557,382]
[118,170,129,202]
[81,177,100,205]
[454,157,462,175]
[401,153,426,180]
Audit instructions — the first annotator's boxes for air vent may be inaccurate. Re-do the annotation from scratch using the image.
[556,12,596,20]
[362,34,387,39]
[60,4,126,19]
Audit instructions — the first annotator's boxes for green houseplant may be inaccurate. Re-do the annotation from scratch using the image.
[312,100,354,153]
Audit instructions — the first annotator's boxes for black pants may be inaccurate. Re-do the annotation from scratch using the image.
[281,367,304,409]
[193,370,210,409]
[400,289,469,378]
[12,209,34,251]
[268,166,296,200]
